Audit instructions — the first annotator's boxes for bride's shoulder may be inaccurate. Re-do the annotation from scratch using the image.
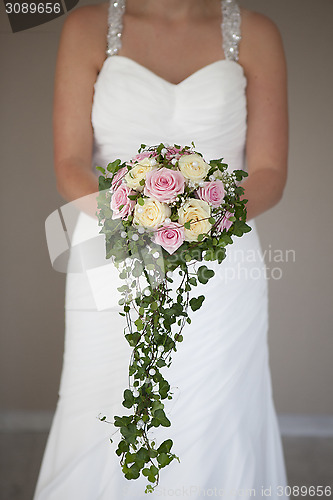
[58,2,109,69]
[238,8,286,73]
[240,8,284,46]
[63,1,108,25]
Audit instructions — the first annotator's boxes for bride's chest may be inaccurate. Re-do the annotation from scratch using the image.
[116,15,225,86]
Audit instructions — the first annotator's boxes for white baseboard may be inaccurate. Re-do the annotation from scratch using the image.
[0,411,54,432]
[277,414,333,437]
[1,411,333,436]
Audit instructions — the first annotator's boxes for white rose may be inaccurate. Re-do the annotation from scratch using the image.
[124,159,157,191]
[178,198,212,242]
[133,198,171,229]
[178,154,210,182]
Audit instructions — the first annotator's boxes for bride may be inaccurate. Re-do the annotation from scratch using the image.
[35,0,289,498]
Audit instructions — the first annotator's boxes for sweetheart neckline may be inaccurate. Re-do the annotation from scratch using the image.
[99,55,246,87]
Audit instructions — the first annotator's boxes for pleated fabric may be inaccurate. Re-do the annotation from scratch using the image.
[34,54,289,499]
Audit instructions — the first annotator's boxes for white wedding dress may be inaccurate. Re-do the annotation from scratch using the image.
[35,1,290,498]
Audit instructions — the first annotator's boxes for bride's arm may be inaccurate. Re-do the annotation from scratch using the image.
[53,5,107,217]
[239,10,288,221]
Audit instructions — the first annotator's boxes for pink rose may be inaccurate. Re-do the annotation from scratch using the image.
[196,180,225,208]
[111,166,128,191]
[129,151,158,164]
[216,211,234,232]
[111,183,136,220]
[153,221,185,255]
[144,167,185,203]
[164,147,194,161]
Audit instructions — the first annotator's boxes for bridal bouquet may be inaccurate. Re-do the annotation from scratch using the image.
[96,143,250,493]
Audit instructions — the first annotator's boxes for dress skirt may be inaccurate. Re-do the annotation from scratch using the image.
[34,210,289,499]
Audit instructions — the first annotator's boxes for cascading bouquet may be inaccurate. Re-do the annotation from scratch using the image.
[96,143,251,493]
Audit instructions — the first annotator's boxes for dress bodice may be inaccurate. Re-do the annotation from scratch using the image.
[91,0,247,175]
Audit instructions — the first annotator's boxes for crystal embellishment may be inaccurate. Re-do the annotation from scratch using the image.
[221,0,241,62]
[106,0,126,56]
[105,0,241,62]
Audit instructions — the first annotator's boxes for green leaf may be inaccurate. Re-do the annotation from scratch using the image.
[107,159,121,173]
[184,221,191,230]
[197,265,215,284]
[120,423,137,444]
[152,400,164,414]
[232,220,252,237]
[159,379,170,399]
[156,358,166,368]
[154,409,171,427]
[122,389,135,409]
[189,295,205,311]
[157,439,173,454]
[134,317,144,331]
[98,176,112,191]
[157,453,172,468]
[96,166,105,174]
[233,169,248,181]
[136,447,150,463]
[138,197,145,206]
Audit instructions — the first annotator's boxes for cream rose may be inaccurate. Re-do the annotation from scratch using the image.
[178,154,210,182]
[133,198,171,229]
[178,198,212,242]
[124,158,157,192]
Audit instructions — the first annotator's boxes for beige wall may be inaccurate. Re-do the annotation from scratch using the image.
[1,0,332,416]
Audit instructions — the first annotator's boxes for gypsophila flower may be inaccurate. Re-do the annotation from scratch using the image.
[137,419,145,429]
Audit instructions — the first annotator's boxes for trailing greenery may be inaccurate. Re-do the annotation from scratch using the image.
[96,144,250,493]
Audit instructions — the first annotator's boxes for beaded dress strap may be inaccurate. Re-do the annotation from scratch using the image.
[105,0,241,61]
[106,0,125,56]
[221,0,241,62]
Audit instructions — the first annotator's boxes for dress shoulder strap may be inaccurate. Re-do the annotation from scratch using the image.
[105,0,241,61]
[221,0,242,62]
[106,0,125,56]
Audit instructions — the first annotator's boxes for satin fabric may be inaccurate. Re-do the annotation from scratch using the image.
[34,55,290,499]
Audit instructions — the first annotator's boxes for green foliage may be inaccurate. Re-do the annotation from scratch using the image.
[96,143,251,493]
